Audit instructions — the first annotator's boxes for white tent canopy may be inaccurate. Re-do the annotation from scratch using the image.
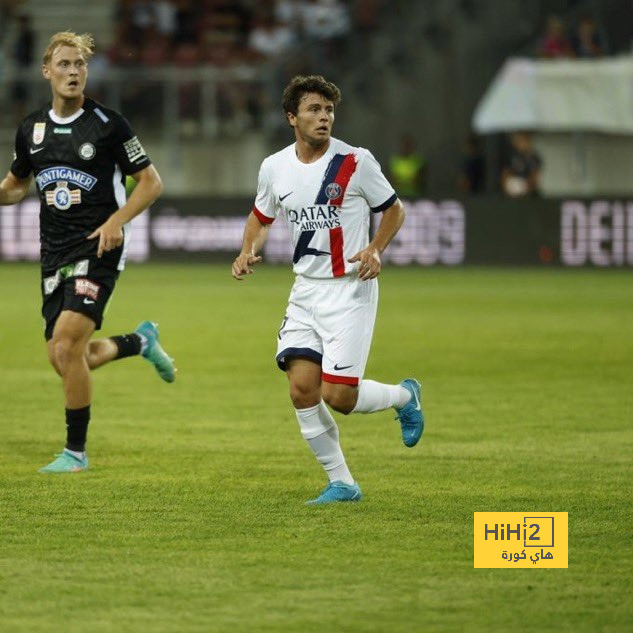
[473,55,633,135]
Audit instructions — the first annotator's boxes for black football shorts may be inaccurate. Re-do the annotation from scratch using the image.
[41,258,120,340]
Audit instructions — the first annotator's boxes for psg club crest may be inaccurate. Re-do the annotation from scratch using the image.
[33,122,46,145]
[325,182,343,200]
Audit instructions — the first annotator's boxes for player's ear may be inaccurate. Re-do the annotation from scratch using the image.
[286,112,296,128]
[42,64,50,80]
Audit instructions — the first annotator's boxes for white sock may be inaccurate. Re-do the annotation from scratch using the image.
[352,379,410,413]
[65,448,85,459]
[295,401,354,485]
[137,333,149,354]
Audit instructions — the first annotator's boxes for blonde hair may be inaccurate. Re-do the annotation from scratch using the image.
[43,31,94,65]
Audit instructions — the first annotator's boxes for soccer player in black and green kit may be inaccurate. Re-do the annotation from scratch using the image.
[0,32,176,473]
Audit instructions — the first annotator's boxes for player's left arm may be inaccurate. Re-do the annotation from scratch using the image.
[88,165,163,258]
[348,198,405,280]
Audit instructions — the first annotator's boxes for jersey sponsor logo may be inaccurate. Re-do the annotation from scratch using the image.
[325,182,343,200]
[279,191,293,202]
[333,363,353,371]
[35,167,98,192]
[73,259,89,276]
[54,127,72,134]
[74,278,100,300]
[287,205,341,230]
[79,143,96,160]
[43,271,61,295]
[292,230,330,263]
[43,260,90,293]
[33,122,46,144]
[123,136,146,163]
[45,181,82,210]
[30,147,45,155]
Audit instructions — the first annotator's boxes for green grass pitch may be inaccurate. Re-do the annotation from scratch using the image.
[0,263,631,632]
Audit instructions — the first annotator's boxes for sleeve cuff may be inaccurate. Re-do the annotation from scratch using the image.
[10,167,31,180]
[253,206,275,225]
[371,193,397,213]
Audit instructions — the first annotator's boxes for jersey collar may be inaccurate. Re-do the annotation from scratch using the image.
[292,138,335,167]
[48,107,85,125]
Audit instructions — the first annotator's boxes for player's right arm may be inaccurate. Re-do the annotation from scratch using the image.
[231,211,270,280]
[0,171,32,205]
[233,159,276,280]
[2,125,33,204]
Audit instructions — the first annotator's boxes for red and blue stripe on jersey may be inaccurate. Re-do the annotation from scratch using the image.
[316,153,357,277]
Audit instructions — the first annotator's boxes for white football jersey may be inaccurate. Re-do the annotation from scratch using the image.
[253,137,396,278]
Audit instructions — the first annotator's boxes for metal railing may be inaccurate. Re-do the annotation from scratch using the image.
[1,63,277,144]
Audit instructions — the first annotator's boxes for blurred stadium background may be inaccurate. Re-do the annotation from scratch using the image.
[1,2,632,632]
[1,0,632,266]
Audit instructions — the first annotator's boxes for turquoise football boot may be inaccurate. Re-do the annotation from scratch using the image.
[135,321,176,383]
[306,481,363,505]
[39,449,89,473]
[394,378,424,447]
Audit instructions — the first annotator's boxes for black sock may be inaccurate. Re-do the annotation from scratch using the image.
[65,405,90,452]
[110,333,142,359]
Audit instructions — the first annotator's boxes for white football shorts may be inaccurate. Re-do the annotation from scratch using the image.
[276,275,378,385]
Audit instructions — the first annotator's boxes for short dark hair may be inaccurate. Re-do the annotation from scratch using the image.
[282,75,342,115]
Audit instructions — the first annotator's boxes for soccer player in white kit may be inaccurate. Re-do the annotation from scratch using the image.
[232,75,424,504]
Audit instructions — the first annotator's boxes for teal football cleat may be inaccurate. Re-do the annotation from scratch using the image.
[394,378,424,447]
[39,450,89,473]
[306,481,363,505]
[135,320,175,383]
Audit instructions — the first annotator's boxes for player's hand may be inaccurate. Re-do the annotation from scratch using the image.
[348,247,381,280]
[87,217,124,258]
[232,252,262,280]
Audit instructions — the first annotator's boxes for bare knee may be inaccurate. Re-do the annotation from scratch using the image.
[51,336,86,375]
[289,381,320,409]
[286,358,322,409]
[322,383,358,415]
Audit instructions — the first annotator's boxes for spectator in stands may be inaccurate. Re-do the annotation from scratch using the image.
[129,0,156,47]
[572,16,604,58]
[275,0,304,32]
[300,0,351,42]
[389,135,426,198]
[11,13,34,125]
[111,0,140,64]
[155,0,177,40]
[501,132,542,198]
[457,133,485,195]
[202,0,252,45]
[539,15,573,58]
[248,8,296,60]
